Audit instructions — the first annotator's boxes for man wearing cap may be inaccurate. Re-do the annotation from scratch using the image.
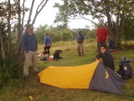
[76,31,84,56]
[22,25,39,80]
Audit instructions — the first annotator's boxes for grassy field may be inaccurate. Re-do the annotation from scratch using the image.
[1,40,134,101]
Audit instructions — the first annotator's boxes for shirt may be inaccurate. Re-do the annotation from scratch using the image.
[22,32,37,53]
[96,28,109,43]
[44,36,52,46]
[76,34,84,43]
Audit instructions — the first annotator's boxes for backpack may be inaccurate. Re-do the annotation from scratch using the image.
[117,57,133,79]
[108,40,116,52]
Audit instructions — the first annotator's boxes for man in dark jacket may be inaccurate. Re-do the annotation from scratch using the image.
[22,25,39,80]
[96,45,115,70]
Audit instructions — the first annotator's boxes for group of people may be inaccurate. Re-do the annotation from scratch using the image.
[22,24,115,81]
[95,24,115,71]
[75,24,115,70]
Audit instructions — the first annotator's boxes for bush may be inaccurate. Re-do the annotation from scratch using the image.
[0,47,23,87]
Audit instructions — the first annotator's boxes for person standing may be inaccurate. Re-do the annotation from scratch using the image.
[22,25,39,80]
[76,31,84,56]
[96,24,109,52]
[44,33,52,55]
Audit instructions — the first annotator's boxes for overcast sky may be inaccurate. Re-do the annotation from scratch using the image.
[25,0,95,29]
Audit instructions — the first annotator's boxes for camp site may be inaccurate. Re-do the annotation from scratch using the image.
[1,0,134,101]
[1,41,134,101]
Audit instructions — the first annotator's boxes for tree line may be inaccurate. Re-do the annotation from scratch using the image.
[35,24,96,43]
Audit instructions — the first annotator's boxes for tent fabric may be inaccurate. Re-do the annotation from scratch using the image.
[38,61,99,89]
[38,61,126,94]
[89,62,126,94]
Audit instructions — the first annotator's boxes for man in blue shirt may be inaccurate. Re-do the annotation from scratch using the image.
[44,33,52,55]
[22,25,39,80]
[76,31,84,56]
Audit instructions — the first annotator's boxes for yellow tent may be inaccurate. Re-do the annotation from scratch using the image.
[38,61,98,89]
[38,61,125,94]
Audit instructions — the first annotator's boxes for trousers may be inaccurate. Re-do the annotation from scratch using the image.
[23,51,38,77]
[77,43,84,56]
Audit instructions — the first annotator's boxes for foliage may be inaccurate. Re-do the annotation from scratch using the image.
[87,29,96,39]
[60,28,74,41]
[0,23,23,87]
[123,18,134,40]
[0,0,49,87]
[53,0,73,27]
[35,25,96,44]
[54,0,134,47]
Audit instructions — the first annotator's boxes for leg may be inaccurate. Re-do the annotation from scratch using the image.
[32,51,39,73]
[77,43,81,56]
[46,46,50,55]
[23,52,33,77]
[44,46,47,54]
[79,43,84,56]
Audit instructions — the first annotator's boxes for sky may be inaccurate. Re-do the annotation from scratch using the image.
[25,0,96,29]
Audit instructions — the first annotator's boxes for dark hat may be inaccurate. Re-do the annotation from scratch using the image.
[78,31,81,33]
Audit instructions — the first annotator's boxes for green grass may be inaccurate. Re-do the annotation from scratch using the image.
[1,40,134,101]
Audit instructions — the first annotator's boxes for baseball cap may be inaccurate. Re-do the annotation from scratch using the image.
[27,24,34,29]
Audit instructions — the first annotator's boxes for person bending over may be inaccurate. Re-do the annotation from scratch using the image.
[44,33,52,55]
[96,45,115,70]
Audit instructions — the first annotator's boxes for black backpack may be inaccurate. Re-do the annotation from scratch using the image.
[117,57,133,79]
[108,40,116,52]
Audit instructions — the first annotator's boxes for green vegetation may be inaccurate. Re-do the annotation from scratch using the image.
[1,0,134,100]
[35,25,94,44]
[1,40,134,101]
[1,0,134,90]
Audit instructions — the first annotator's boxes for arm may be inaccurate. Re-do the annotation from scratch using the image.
[105,28,109,43]
[95,58,103,62]
[96,35,97,42]
[22,35,28,53]
[77,39,84,42]
[96,29,98,42]
[44,37,46,45]
[77,35,84,42]
[49,37,52,46]
[96,54,103,62]
[35,34,38,50]
[106,35,109,43]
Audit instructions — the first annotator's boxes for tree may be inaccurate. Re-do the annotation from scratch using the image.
[35,24,50,43]
[122,18,134,41]
[0,0,49,86]
[54,0,75,28]
[60,28,74,41]
[55,0,134,47]
[35,25,74,43]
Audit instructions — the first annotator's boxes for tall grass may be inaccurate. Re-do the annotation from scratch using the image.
[1,40,134,101]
